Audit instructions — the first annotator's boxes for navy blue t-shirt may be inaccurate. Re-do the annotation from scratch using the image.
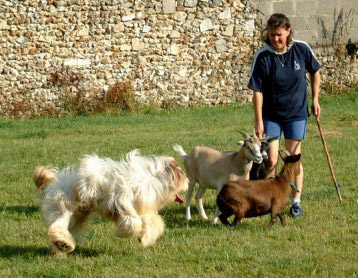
[248,40,321,122]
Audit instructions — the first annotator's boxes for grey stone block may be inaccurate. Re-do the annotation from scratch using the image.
[296,0,317,16]
[273,1,295,17]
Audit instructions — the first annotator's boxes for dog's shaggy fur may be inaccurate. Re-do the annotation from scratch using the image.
[33,150,188,257]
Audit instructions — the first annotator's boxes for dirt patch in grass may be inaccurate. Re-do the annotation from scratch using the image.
[313,130,343,138]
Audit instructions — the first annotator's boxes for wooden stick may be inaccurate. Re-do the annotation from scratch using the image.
[315,116,343,203]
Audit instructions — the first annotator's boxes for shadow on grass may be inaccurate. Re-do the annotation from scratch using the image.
[161,203,216,228]
[0,245,49,258]
[0,205,39,215]
[162,204,259,231]
[0,245,100,259]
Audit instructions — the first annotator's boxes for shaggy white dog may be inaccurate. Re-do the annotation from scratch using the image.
[33,150,188,257]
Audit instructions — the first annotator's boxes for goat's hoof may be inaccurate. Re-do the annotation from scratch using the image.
[210,219,218,225]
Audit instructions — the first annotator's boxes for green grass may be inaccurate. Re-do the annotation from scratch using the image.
[0,92,357,277]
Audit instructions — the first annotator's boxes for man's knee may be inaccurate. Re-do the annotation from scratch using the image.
[266,157,277,170]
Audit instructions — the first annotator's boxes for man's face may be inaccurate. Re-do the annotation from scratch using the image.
[268,27,291,53]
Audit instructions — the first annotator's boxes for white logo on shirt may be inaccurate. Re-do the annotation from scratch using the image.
[294,61,301,70]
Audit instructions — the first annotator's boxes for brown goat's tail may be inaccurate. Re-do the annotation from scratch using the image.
[33,166,57,192]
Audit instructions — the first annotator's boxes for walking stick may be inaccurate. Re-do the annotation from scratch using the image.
[315,116,343,203]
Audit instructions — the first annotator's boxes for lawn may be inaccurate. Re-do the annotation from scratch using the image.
[0,92,357,277]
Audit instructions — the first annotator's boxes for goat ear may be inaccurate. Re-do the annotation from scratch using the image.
[283,153,301,163]
[291,154,301,162]
[237,141,244,146]
[239,131,250,140]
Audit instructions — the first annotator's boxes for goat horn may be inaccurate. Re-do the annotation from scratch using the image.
[253,129,258,138]
[239,131,250,139]
[279,150,291,160]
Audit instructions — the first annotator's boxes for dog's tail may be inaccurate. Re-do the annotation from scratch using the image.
[33,166,57,192]
[173,144,187,161]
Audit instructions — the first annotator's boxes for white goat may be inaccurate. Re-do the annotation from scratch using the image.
[173,132,263,224]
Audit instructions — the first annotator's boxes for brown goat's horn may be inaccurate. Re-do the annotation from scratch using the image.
[279,150,291,160]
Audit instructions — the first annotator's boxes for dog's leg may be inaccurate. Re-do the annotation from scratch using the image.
[139,213,165,248]
[185,179,196,220]
[116,214,143,238]
[68,210,91,244]
[195,185,208,220]
[115,197,143,238]
[47,210,76,256]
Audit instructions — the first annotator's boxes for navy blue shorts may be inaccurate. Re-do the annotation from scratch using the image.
[263,119,307,140]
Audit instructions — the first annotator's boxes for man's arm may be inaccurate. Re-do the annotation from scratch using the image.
[310,70,321,119]
[253,91,264,137]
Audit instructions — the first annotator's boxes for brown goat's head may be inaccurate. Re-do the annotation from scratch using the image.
[279,150,301,176]
[238,131,263,164]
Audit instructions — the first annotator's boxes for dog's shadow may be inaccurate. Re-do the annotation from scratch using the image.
[0,205,40,215]
[0,245,49,258]
[0,205,101,258]
[0,245,100,259]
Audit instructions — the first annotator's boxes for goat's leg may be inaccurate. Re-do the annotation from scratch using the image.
[218,214,230,226]
[232,211,244,226]
[277,212,286,226]
[211,186,225,225]
[211,208,221,225]
[268,213,277,230]
[195,185,208,220]
[232,215,240,226]
[218,209,233,226]
[185,179,196,220]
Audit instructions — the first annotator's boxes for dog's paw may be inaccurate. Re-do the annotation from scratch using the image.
[54,240,75,253]
[139,235,156,248]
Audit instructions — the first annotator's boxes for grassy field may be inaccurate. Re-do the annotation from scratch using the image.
[0,93,357,277]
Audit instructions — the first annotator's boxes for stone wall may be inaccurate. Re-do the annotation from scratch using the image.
[0,0,357,117]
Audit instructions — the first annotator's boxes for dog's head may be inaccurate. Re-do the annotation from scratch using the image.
[163,158,189,203]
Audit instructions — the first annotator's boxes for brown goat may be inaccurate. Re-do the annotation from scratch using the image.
[216,150,301,230]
